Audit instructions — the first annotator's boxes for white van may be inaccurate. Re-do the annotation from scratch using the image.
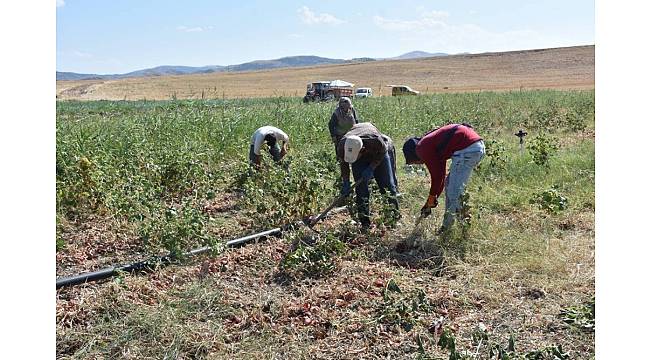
[354,87,373,98]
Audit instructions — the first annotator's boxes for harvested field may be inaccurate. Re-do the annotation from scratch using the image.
[56,45,594,101]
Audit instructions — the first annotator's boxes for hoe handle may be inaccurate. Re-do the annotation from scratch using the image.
[310,179,363,227]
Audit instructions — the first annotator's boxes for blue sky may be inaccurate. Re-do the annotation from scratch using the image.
[56,0,594,74]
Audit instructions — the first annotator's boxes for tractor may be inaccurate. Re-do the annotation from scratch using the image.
[303,80,354,102]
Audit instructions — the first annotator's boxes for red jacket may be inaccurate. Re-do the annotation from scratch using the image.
[415,124,482,198]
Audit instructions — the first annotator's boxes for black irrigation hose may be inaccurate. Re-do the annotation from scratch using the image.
[56,227,284,289]
[56,207,349,289]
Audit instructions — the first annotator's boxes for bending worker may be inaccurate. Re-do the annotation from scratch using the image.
[329,97,359,194]
[402,123,485,232]
[249,126,289,168]
[337,122,399,229]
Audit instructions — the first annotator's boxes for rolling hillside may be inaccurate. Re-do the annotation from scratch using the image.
[56,52,443,81]
[56,45,594,101]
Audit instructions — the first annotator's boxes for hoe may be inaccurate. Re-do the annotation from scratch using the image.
[306,178,364,230]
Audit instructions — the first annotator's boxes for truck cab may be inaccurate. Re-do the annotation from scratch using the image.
[303,81,331,102]
[354,87,373,98]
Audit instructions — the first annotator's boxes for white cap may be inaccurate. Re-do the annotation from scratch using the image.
[344,136,363,163]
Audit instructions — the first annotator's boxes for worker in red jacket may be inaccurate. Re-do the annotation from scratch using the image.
[402,123,485,232]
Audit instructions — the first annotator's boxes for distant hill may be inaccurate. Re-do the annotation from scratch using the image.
[390,51,448,60]
[56,55,350,81]
[350,57,376,62]
[56,65,225,81]
[222,55,347,72]
[57,51,445,81]
[123,65,224,78]
[56,71,107,81]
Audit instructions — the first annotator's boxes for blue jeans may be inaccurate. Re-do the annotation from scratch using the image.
[383,135,399,192]
[351,152,398,226]
[443,140,485,228]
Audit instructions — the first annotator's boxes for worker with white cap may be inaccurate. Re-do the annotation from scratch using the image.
[336,122,399,228]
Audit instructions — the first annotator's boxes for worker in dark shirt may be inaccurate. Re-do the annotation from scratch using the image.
[329,97,359,194]
[402,123,485,231]
[336,122,399,228]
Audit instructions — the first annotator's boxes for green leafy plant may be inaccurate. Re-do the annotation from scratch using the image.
[139,202,216,257]
[435,191,474,259]
[431,326,570,360]
[375,191,401,228]
[237,151,337,229]
[377,280,434,332]
[438,327,471,360]
[563,109,587,132]
[458,192,473,228]
[55,213,66,251]
[58,156,105,212]
[521,345,570,360]
[529,102,562,130]
[560,297,595,332]
[280,232,346,278]
[529,134,559,166]
[482,139,509,172]
[530,186,568,214]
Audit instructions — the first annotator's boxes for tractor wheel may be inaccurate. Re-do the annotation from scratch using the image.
[325,93,335,101]
[314,95,321,102]
[303,96,309,103]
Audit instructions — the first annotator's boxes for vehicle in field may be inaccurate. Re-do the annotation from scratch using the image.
[303,80,355,102]
[354,87,373,98]
[388,85,420,96]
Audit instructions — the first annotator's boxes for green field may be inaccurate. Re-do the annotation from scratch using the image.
[56,91,595,359]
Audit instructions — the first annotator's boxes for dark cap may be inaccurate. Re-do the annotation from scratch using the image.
[402,137,421,164]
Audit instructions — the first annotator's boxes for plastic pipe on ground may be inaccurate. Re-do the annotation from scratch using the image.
[56,227,282,289]
[56,206,351,289]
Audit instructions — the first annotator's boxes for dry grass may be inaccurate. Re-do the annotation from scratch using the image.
[56,211,594,359]
[56,45,594,101]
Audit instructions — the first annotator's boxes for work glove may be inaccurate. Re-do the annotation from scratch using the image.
[426,194,438,208]
[341,180,351,195]
[361,167,374,182]
[420,195,438,218]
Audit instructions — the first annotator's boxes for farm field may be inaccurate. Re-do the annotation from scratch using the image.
[56,90,595,358]
[56,45,594,101]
